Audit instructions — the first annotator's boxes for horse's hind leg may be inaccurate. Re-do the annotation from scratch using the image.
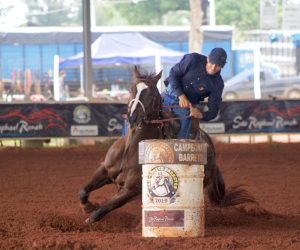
[79,163,112,213]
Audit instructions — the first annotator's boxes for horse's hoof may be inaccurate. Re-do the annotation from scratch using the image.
[79,189,88,204]
[84,217,93,224]
[80,202,99,214]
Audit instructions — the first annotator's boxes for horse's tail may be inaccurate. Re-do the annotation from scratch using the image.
[206,164,256,207]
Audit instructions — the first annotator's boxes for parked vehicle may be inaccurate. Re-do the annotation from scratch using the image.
[223,64,300,100]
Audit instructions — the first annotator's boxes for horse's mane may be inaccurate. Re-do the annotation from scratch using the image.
[130,70,158,96]
[136,72,157,81]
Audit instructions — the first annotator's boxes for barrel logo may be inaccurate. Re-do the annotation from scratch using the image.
[147,166,178,203]
[144,142,174,163]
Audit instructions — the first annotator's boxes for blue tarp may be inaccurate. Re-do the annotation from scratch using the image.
[59,32,184,69]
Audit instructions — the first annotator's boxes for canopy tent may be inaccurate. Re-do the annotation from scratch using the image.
[59,32,184,69]
[54,32,183,101]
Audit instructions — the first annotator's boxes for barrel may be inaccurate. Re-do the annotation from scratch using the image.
[139,139,207,237]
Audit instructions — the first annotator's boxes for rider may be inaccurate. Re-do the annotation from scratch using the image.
[162,47,227,139]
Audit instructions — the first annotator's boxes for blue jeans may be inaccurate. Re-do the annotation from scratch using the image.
[162,92,191,139]
[121,119,128,137]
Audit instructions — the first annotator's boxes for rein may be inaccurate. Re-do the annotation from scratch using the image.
[146,105,190,125]
[127,99,190,125]
[162,105,185,109]
[147,114,191,125]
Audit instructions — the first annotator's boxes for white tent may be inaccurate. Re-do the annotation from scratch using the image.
[59,32,183,68]
[54,32,183,100]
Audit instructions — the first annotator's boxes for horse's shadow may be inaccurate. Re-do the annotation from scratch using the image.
[205,203,300,237]
[76,205,299,234]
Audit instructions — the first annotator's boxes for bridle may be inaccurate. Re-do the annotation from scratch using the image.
[128,98,146,115]
[128,82,190,127]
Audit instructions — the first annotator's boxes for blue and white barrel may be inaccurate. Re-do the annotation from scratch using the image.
[139,139,207,237]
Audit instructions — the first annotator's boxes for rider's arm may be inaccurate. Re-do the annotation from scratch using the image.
[167,54,194,97]
[178,94,190,108]
[202,79,224,121]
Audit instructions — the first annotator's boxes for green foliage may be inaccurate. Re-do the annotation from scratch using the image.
[12,0,273,32]
[116,0,189,25]
[162,10,190,25]
[0,2,18,26]
[94,2,129,26]
[101,0,261,30]
[0,3,13,17]
[24,0,81,26]
[215,0,260,30]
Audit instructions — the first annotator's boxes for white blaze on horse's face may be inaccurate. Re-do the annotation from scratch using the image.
[129,82,148,116]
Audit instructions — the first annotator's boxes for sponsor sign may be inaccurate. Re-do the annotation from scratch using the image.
[1,100,300,138]
[0,103,126,138]
[217,100,300,133]
[73,105,91,124]
[139,140,207,165]
[70,125,98,136]
[200,122,225,133]
[144,210,184,227]
[0,106,67,137]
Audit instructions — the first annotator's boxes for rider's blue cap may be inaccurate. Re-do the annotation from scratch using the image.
[208,48,227,68]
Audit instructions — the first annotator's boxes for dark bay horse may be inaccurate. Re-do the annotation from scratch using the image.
[79,66,255,223]
[79,67,163,223]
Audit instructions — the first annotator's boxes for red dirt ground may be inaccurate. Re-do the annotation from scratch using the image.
[0,142,299,250]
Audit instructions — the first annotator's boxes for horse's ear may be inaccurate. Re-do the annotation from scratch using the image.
[154,70,163,83]
[134,65,141,78]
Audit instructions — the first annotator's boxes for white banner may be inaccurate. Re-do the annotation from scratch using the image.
[260,0,278,29]
[282,0,300,30]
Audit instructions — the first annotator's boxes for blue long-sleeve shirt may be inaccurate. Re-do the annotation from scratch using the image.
[164,53,224,121]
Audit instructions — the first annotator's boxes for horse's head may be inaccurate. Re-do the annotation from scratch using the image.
[127,66,162,128]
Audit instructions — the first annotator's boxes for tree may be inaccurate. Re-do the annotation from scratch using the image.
[189,0,203,53]
[94,1,129,26]
[15,0,263,32]
[215,0,260,31]
[116,0,190,25]
[24,0,81,26]
[0,1,27,27]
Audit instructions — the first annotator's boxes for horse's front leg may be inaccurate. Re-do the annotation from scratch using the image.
[79,163,112,213]
[85,187,139,223]
[85,170,141,223]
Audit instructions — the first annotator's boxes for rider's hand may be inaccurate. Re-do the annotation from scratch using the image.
[189,104,203,119]
[178,94,190,108]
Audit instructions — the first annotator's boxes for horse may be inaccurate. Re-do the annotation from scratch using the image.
[79,66,255,223]
[79,66,163,223]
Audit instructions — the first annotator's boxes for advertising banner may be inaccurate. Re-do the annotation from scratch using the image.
[201,100,300,134]
[0,103,127,138]
[1,100,300,138]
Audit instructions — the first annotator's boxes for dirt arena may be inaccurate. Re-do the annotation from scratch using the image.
[0,141,299,250]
